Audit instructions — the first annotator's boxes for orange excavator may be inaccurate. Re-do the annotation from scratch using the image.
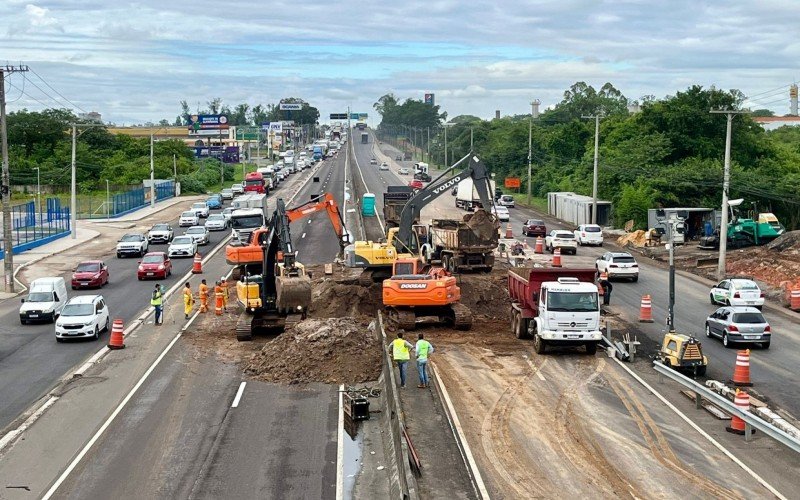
[226,192,349,279]
[382,257,472,331]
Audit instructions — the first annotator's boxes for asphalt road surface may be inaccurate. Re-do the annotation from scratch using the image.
[49,156,343,498]
[0,197,234,432]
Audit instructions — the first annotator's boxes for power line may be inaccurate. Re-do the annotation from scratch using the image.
[746,84,791,99]
[4,78,52,109]
[29,68,87,113]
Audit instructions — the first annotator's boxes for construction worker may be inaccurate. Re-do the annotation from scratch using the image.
[198,279,209,313]
[388,332,414,388]
[151,284,163,325]
[214,280,224,315]
[415,333,434,388]
[598,272,613,306]
[220,276,229,311]
[183,282,194,319]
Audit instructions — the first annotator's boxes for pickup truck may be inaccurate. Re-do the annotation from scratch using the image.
[544,230,577,255]
[508,267,601,354]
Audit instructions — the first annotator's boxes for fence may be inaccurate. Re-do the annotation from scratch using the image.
[71,180,176,219]
[0,198,71,260]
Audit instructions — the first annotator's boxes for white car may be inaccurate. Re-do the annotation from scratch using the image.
[221,207,235,223]
[205,213,228,231]
[147,223,174,244]
[277,170,286,181]
[544,230,577,255]
[574,224,604,246]
[55,295,109,342]
[220,188,234,200]
[596,252,638,281]
[296,159,306,170]
[498,195,515,208]
[491,205,510,222]
[168,236,198,258]
[116,233,149,258]
[370,158,378,165]
[379,163,389,171]
[231,183,244,195]
[398,167,410,175]
[191,202,210,218]
[179,211,200,227]
[710,278,764,308]
[184,225,210,245]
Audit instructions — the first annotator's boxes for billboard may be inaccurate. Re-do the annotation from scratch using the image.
[279,103,302,111]
[235,126,260,140]
[424,93,435,105]
[350,112,368,120]
[188,114,229,134]
[267,122,283,134]
[504,177,521,189]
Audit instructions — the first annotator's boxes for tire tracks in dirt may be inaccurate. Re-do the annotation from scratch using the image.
[605,368,744,500]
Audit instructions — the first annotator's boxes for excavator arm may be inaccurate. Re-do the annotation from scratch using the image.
[395,153,494,253]
[286,192,350,256]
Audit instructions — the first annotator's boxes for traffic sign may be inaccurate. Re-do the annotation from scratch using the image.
[235,127,260,140]
[350,113,368,120]
[330,113,348,120]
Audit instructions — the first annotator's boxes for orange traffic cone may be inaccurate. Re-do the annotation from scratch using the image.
[731,349,753,387]
[505,223,513,239]
[791,286,800,311]
[726,390,753,435]
[552,248,562,267]
[638,295,654,322]
[108,319,125,350]
[192,253,203,274]
[534,237,544,254]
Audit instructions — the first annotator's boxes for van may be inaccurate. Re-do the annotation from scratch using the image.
[20,277,69,324]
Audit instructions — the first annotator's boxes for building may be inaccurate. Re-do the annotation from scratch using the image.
[752,116,800,131]
[547,192,613,227]
[79,111,103,123]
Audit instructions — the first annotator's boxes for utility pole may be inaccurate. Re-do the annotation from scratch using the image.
[1,65,29,292]
[426,127,430,162]
[470,127,474,151]
[710,109,750,280]
[443,124,448,168]
[149,133,155,208]
[527,100,540,206]
[173,154,177,180]
[71,125,77,239]
[582,114,602,224]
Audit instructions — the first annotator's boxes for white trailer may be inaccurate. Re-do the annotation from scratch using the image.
[456,178,497,211]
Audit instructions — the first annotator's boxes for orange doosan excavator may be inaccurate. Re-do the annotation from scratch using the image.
[225,192,349,279]
[382,257,472,331]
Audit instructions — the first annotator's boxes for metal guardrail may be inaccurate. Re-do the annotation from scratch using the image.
[653,361,800,453]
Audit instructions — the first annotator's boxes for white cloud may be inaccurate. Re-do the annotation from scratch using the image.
[25,4,58,27]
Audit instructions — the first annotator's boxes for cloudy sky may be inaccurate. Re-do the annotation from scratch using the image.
[1,0,797,124]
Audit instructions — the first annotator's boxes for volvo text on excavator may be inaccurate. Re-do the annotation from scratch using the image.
[234,198,313,341]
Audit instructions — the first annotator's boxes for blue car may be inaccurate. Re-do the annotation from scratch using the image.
[205,195,222,209]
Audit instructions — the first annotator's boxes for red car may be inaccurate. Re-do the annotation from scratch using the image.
[71,260,109,289]
[408,180,423,190]
[137,252,172,280]
[523,218,547,237]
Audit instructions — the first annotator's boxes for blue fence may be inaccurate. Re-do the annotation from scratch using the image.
[0,198,71,260]
[87,180,176,219]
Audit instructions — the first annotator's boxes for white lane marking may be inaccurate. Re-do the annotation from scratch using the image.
[42,331,185,499]
[335,383,344,500]
[231,382,247,408]
[301,233,306,239]
[612,357,786,500]
[0,396,59,453]
[536,371,546,382]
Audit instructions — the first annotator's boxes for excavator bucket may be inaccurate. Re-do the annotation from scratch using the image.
[276,275,312,312]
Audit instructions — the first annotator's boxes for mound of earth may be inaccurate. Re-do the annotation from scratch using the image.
[308,275,383,319]
[458,270,510,320]
[245,317,381,384]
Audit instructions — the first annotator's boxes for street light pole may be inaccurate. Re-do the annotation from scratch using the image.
[710,109,750,280]
[71,125,77,239]
[106,179,110,221]
[444,124,448,168]
[582,114,601,224]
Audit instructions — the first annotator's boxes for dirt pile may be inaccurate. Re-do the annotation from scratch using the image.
[245,317,381,384]
[308,274,382,319]
[617,230,647,247]
[722,231,800,303]
[458,270,510,320]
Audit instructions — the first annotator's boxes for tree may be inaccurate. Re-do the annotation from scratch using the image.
[751,108,775,117]
[249,104,268,126]
[206,98,222,114]
[615,182,656,230]
[265,98,319,125]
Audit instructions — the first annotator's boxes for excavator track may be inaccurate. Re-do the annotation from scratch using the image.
[358,270,374,287]
[235,311,253,342]
[283,313,304,331]
[451,303,473,331]
[387,308,417,331]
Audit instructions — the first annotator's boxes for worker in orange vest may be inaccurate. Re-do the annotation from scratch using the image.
[198,279,209,313]
[214,281,224,315]
[220,276,229,311]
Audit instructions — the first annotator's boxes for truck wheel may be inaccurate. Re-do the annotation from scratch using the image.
[695,365,707,377]
[533,333,546,354]
[442,255,449,272]
[585,343,597,355]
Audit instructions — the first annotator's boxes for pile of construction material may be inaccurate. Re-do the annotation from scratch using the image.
[617,230,647,247]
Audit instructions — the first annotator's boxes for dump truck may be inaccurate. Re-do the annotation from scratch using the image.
[508,267,601,354]
[383,185,414,228]
[422,210,499,273]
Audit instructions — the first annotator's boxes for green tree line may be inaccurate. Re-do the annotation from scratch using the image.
[375,83,800,230]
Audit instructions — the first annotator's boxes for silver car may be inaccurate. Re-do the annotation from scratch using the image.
[184,225,210,245]
[220,188,234,200]
[168,236,197,258]
[205,214,228,231]
[705,306,771,349]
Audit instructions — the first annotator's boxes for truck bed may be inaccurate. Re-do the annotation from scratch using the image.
[508,267,597,310]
